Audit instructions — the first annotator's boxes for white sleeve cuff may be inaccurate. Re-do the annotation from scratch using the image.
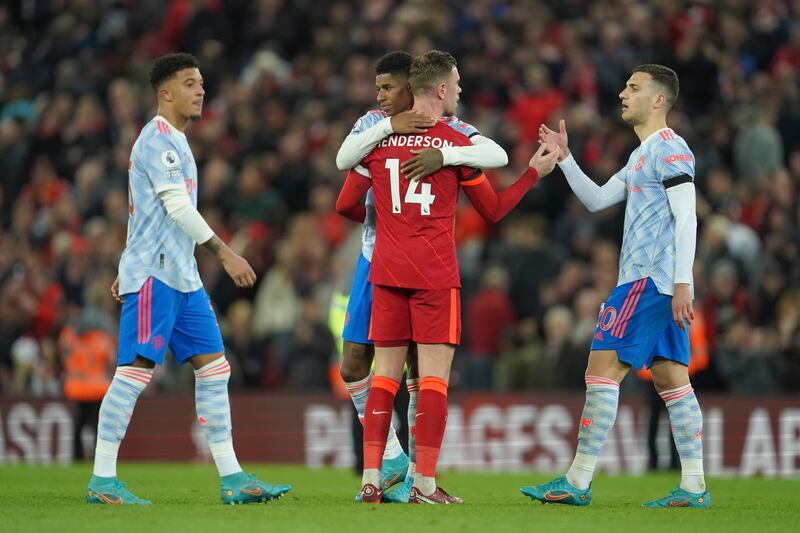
[440,135,508,168]
[157,186,215,244]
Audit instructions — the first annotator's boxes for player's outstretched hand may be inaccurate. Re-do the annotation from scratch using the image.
[220,249,257,289]
[402,148,444,181]
[390,111,437,134]
[539,119,570,161]
[528,143,560,177]
[111,276,123,303]
[672,283,694,330]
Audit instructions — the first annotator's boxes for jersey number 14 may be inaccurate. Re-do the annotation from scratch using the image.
[386,158,436,216]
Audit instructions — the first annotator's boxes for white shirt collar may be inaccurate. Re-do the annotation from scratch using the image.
[640,127,672,146]
[153,115,187,139]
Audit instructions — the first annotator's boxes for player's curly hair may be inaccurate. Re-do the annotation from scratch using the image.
[632,64,680,110]
[149,53,200,90]
[375,51,412,77]
[409,50,457,95]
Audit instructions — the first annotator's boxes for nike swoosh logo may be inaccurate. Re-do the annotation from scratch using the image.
[241,487,262,496]
[97,492,122,504]
[372,410,389,415]
[670,499,689,507]
[544,491,573,501]
[383,472,401,488]
[415,413,424,418]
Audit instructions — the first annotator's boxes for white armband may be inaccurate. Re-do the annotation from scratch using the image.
[335,117,393,170]
[157,185,215,244]
[558,154,626,212]
[440,135,508,168]
[666,182,697,284]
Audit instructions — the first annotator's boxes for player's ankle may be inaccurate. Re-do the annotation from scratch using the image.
[362,468,381,488]
[413,474,436,495]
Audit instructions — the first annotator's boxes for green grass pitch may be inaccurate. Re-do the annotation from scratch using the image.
[1,464,797,532]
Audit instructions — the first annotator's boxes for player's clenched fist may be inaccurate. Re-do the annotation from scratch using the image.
[528,142,560,177]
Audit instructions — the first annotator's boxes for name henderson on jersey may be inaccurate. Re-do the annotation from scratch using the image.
[378,134,455,149]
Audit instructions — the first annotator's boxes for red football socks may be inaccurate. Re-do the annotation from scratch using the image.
[362,375,400,470]
[415,376,449,477]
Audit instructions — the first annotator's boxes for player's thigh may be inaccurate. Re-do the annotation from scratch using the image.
[648,320,691,391]
[373,345,408,381]
[409,287,460,346]
[369,284,412,345]
[117,276,181,367]
[590,277,672,376]
[169,288,224,365]
[416,343,455,380]
[342,253,373,345]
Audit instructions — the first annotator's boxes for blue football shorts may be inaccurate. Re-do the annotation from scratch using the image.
[591,277,690,370]
[342,253,373,345]
[118,276,224,366]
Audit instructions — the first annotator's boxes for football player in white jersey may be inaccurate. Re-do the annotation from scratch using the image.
[523,64,710,508]
[334,51,509,503]
[87,53,290,505]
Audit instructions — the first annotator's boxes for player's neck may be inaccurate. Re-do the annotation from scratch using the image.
[156,107,188,132]
[633,116,668,144]
[411,97,443,118]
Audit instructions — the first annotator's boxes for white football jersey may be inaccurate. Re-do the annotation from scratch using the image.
[118,116,202,294]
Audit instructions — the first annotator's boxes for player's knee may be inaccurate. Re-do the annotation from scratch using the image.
[650,359,689,392]
[341,342,373,382]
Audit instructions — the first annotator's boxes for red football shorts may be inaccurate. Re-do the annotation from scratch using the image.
[369,284,461,346]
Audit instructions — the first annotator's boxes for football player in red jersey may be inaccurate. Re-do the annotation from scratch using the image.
[335,51,511,503]
[337,50,559,504]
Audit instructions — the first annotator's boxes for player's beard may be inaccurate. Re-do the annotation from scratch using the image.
[189,113,202,121]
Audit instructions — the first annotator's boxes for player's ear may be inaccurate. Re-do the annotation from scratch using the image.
[160,88,172,102]
[437,81,447,100]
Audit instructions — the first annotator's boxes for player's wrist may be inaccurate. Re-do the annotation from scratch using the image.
[558,147,571,162]
[557,151,575,167]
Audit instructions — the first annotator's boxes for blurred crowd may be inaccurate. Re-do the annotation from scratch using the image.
[1,0,799,398]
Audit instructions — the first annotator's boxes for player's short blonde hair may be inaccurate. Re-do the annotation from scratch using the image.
[410,50,456,95]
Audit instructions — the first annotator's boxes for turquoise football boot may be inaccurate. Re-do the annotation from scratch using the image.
[383,473,413,503]
[520,476,592,506]
[220,472,292,505]
[380,453,408,491]
[86,475,152,505]
[354,453,409,502]
[642,486,711,508]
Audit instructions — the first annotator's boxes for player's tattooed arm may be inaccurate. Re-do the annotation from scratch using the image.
[201,235,223,255]
[202,235,257,288]
[402,135,508,181]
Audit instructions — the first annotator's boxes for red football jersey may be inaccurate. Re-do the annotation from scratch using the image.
[358,119,479,290]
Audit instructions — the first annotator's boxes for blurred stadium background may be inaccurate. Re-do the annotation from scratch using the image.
[0,0,798,480]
